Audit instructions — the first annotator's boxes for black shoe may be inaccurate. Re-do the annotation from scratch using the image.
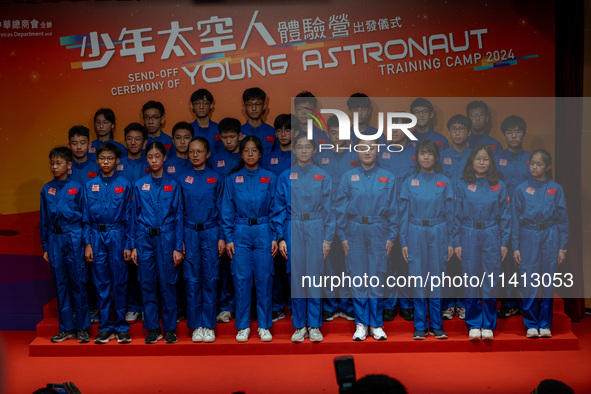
[497,306,520,319]
[322,311,337,322]
[51,331,76,343]
[165,331,178,344]
[77,330,90,343]
[90,309,100,324]
[342,311,355,321]
[145,328,163,344]
[116,331,132,343]
[94,330,115,344]
[400,308,414,321]
[428,328,448,339]
[412,330,427,340]
[271,311,286,322]
[383,309,396,321]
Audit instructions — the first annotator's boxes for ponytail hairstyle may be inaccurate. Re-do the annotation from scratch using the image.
[94,108,116,139]
[462,145,500,185]
[414,140,441,174]
[530,149,553,180]
[228,135,263,175]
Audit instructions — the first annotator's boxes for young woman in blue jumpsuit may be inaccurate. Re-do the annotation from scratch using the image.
[453,145,510,341]
[221,135,281,343]
[131,142,184,344]
[275,133,334,342]
[512,149,568,338]
[400,140,454,340]
[179,137,224,343]
[89,108,127,161]
[335,139,398,341]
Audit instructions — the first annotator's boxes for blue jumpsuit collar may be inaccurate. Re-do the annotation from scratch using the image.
[361,164,378,176]
[528,178,548,188]
[420,170,435,180]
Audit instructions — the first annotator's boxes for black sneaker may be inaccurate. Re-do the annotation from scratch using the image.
[412,330,427,340]
[90,309,100,324]
[51,331,76,343]
[383,309,396,321]
[116,331,132,343]
[497,306,520,319]
[94,330,115,344]
[77,330,90,343]
[271,311,286,322]
[428,328,448,339]
[165,331,178,344]
[145,328,163,344]
[400,308,414,321]
[322,311,337,322]
[341,311,355,321]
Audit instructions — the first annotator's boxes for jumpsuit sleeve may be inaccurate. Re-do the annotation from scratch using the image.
[334,173,349,241]
[81,186,91,246]
[498,182,511,248]
[173,182,184,252]
[272,173,287,241]
[131,184,140,250]
[398,180,410,249]
[268,174,279,241]
[40,189,49,253]
[452,184,463,249]
[124,185,134,250]
[555,185,569,250]
[443,181,455,247]
[221,175,236,244]
[323,174,335,243]
[387,178,398,243]
[215,175,224,238]
[511,187,524,251]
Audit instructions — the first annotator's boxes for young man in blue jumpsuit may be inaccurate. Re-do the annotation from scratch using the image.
[409,98,449,150]
[240,87,277,155]
[466,101,503,154]
[497,115,531,318]
[210,118,242,324]
[82,143,133,344]
[315,115,357,321]
[178,137,224,343]
[378,117,417,322]
[143,101,175,159]
[41,147,91,343]
[88,108,127,162]
[189,89,223,155]
[165,122,193,180]
[440,114,472,320]
[335,139,398,341]
[294,91,328,146]
[347,93,386,145]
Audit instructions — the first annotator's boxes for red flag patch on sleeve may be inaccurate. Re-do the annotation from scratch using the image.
[260,177,270,183]
[266,136,275,142]
[379,177,388,183]
[207,177,216,184]
[547,188,557,195]
[164,144,172,150]
[491,184,501,191]
[215,134,221,141]
[435,141,443,148]
[88,172,97,178]
[314,174,323,181]
[164,185,173,192]
[506,196,510,202]
[350,160,359,167]
[115,186,124,194]
[68,188,78,195]
[436,181,445,187]
[412,156,416,161]
[319,138,327,144]
[145,167,151,173]
[488,144,496,150]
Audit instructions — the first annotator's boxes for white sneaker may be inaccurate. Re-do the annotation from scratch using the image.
[216,310,232,323]
[308,327,324,343]
[468,328,482,341]
[539,328,552,338]
[526,328,539,338]
[291,327,308,343]
[481,329,494,341]
[352,323,368,341]
[457,307,466,320]
[192,327,204,343]
[236,328,250,342]
[442,307,455,320]
[203,328,216,343]
[369,326,387,340]
[125,311,141,323]
[258,327,272,342]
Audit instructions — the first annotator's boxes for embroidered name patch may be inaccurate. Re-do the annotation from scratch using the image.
[185,176,194,184]
[443,158,452,165]
[116,164,124,171]
[351,174,360,182]
[92,184,100,192]
[526,187,535,195]
[382,153,391,159]
[468,184,477,192]
[217,160,225,167]
[142,183,150,191]
[235,176,244,183]
[499,159,507,166]
[321,158,329,165]
[48,187,56,195]
[290,173,298,180]
[270,158,279,165]
[411,179,419,186]
[167,166,176,174]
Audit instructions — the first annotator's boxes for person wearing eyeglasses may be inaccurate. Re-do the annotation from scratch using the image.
[189,89,223,155]
[465,101,503,155]
[409,97,449,150]
[142,100,175,158]
[88,108,127,162]
[240,87,277,155]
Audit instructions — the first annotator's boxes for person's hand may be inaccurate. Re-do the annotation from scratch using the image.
[501,246,508,261]
[271,240,278,258]
[342,240,349,257]
[43,252,50,263]
[131,248,138,266]
[279,240,288,260]
[513,250,521,264]
[124,249,131,261]
[454,247,462,261]
[401,246,409,263]
[323,241,331,260]
[218,239,226,257]
[84,244,93,263]
[558,249,566,265]
[173,250,184,267]
[385,240,394,257]
[226,242,235,260]
[63,381,81,394]
[447,246,454,262]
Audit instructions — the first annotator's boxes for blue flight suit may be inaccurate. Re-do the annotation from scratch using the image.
[511,179,568,330]
[399,171,454,331]
[377,143,416,311]
[241,122,277,155]
[335,165,398,328]
[351,125,386,146]
[210,149,242,178]
[298,125,328,147]
[40,178,90,333]
[132,174,184,333]
[116,154,149,185]
[467,133,503,156]
[146,131,175,158]
[274,164,334,329]
[69,159,100,185]
[88,138,128,162]
[82,173,133,333]
[453,178,510,330]
[164,155,191,181]
[261,148,293,177]
[179,166,223,330]
[411,129,450,150]
[314,147,358,315]
[190,119,223,154]
[221,167,280,330]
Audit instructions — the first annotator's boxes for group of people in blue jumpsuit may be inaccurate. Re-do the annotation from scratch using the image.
[40,91,569,345]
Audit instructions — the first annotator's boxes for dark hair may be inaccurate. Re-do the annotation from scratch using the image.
[229,135,263,175]
[447,114,472,130]
[414,140,441,173]
[96,142,122,159]
[530,149,553,180]
[462,145,500,185]
[218,117,241,134]
[294,91,317,108]
[68,125,90,140]
[94,108,116,139]
[533,379,574,394]
[293,132,317,151]
[124,122,148,141]
[49,146,73,162]
[501,115,527,134]
[351,374,407,394]
[326,114,340,130]
[190,88,214,103]
[189,136,210,153]
[274,114,296,130]
[242,87,266,102]
[172,121,195,138]
[410,97,433,113]
[142,100,165,116]
[146,141,166,156]
[347,93,371,109]
[466,100,488,116]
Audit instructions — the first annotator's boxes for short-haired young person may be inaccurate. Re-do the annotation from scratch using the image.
[189,89,223,154]
[143,100,175,158]
[465,101,503,154]
[240,87,277,155]
[409,97,449,150]
[68,125,100,185]
[165,121,194,180]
